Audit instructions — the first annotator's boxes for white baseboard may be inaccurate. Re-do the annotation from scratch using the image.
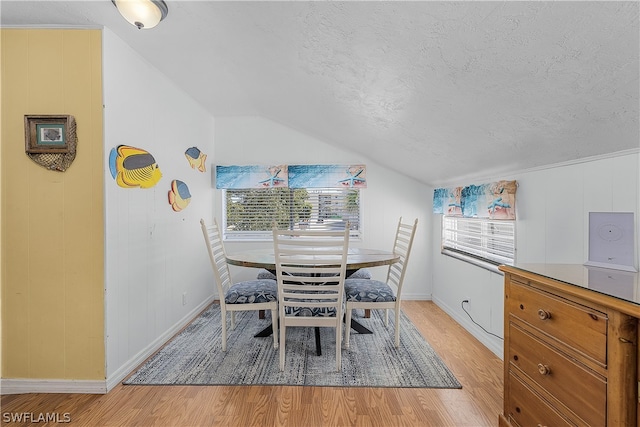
[401,293,432,301]
[432,295,503,359]
[105,296,215,392]
[0,297,215,395]
[0,379,107,395]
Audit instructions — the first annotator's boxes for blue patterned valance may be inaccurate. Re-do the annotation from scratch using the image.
[433,180,517,219]
[216,164,366,189]
[216,165,288,189]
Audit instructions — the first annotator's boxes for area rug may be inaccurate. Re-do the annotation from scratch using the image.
[123,304,461,388]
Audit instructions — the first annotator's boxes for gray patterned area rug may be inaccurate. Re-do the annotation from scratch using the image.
[123,304,461,388]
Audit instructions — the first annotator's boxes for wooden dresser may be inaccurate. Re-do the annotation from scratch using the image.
[499,264,640,427]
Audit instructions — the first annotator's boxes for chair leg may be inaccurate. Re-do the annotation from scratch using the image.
[394,309,401,348]
[221,310,228,352]
[336,322,342,371]
[230,311,236,330]
[344,307,352,349]
[271,308,279,349]
[384,309,389,326]
[279,324,286,371]
[315,327,322,356]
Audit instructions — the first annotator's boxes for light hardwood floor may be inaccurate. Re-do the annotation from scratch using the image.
[1,301,503,426]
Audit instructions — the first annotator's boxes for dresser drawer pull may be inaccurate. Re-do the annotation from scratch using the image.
[537,363,551,376]
[537,309,551,320]
[537,424,548,427]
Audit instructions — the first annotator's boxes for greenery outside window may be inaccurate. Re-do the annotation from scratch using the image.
[223,187,361,240]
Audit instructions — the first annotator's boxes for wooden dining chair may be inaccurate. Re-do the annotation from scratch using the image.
[272,225,350,371]
[200,218,278,351]
[344,217,418,348]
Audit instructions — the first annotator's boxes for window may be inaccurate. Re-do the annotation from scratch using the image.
[223,187,361,240]
[441,216,515,272]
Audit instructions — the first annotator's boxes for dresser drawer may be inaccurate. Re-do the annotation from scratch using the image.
[509,321,606,426]
[506,371,573,427]
[508,280,607,365]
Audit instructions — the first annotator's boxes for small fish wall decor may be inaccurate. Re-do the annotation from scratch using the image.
[168,179,191,212]
[109,145,162,189]
[185,146,207,172]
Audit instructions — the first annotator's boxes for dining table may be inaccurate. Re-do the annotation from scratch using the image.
[226,247,400,272]
[225,247,400,354]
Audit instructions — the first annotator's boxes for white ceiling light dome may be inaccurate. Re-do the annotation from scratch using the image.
[112,0,168,30]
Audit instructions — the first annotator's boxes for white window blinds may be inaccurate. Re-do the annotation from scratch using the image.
[224,188,361,240]
[442,216,515,267]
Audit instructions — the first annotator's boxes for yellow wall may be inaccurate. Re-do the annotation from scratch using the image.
[1,29,104,380]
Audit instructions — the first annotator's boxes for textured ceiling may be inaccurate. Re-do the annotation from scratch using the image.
[2,1,638,185]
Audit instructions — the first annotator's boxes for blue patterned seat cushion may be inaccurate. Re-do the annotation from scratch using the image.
[283,286,338,317]
[256,269,276,280]
[284,306,337,316]
[243,275,337,315]
[225,279,277,304]
[348,268,371,279]
[344,279,397,303]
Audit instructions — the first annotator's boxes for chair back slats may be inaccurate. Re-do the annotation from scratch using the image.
[386,217,418,295]
[200,218,232,304]
[273,226,349,321]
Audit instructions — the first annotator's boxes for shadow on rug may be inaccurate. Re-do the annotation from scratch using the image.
[124,304,461,388]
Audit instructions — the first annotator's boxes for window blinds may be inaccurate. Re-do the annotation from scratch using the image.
[224,188,361,240]
[442,216,515,265]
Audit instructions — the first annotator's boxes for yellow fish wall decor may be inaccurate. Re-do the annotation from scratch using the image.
[109,145,162,189]
[185,146,207,172]
[168,179,191,212]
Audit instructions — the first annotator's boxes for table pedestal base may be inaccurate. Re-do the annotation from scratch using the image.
[254,316,372,356]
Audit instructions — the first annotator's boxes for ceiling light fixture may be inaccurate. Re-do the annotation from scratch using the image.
[112,0,168,30]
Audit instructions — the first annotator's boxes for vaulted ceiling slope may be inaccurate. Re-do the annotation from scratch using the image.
[2,1,638,185]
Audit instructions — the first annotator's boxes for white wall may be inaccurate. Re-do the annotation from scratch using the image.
[100,31,638,375]
[432,150,640,357]
[213,116,433,300]
[102,29,216,387]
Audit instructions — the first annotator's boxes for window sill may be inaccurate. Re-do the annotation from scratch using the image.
[441,249,505,275]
